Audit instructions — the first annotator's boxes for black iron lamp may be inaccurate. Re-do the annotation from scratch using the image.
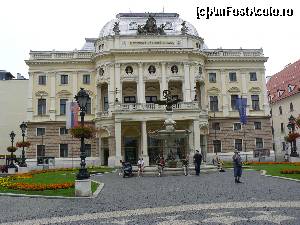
[74,88,90,180]
[19,122,27,167]
[9,131,16,168]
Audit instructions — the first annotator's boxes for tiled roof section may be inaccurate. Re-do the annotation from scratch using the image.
[267,59,300,104]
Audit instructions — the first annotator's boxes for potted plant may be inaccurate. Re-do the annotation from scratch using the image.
[16,141,31,148]
[69,125,97,139]
[286,132,300,142]
[7,146,17,153]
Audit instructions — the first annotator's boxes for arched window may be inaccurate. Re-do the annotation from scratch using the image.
[290,102,294,112]
[279,106,282,115]
[171,65,178,74]
[99,68,104,76]
[148,65,156,74]
[125,66,133,74]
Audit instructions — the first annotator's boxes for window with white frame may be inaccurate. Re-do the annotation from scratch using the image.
[37,145,45,157]
[209,96,218,111]
[256,138,263,149]
[60,99,67,115]
[209,73,216,83]
[38,98,46,115]
[60,75,68,84]
[83,74,90,84]
[213,140,221,153]
[60,127,68,135]
[250,72,257,81]
[229,72,237,82]
[233,123,241,131]
[235,139,243,151]
[212,122,220,130]
[251,95,260,110]
[36,128,45,136]
[38,75,46,85]
[254,122,261,130]
[60,144,68,157]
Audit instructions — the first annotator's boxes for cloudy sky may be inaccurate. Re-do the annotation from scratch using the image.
[0,0,299,78]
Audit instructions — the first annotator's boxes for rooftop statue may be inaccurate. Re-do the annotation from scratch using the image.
[137,15,166,35]
[155,90,181,111]
[181,21,189,35]
[113,22,120,35]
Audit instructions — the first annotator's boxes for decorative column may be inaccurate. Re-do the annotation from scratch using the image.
[241,70,250,115]
[193,120,201,152]
[138,63,145,103]
[114,121,122,165]
[190,64,196,101]
[115,64,122,103]
[141,121,149,166]
[161,62,167,100]
[184,63,191,102]
[108,65,115,110]
[96,84,102,114]
[27,72,33,121]
[220,69,229,116]
[49,72,56,121]
[261,69,270,115]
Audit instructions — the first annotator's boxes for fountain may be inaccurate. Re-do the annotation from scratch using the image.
[149,90,191,165]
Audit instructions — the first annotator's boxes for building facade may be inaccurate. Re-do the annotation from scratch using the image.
[0,72,28,156]
[267,59,300,159]
[25,13,272,167]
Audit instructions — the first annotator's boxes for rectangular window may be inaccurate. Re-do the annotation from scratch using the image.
[231,95,238,110]
[86,98,91,114]
[209,73,216,83]
[124,96,136,103]
[60,144,68,157]
[85,144,91,157]
[60,99,67,115]
[281,123,284,133]
[36,128,45,136]
[254,122,261,130]
[61,75,68,84]
[59,127,68,135]
[213,140,221,153]
[251,95,260,110]
[103,96,109,111]
[146,96,158,103]
[38,98,46,115]
[212,122,220,130]
[234,123,241,131]
[37,145,45,157]
[209,96,218,111]
[235,139,243,151]
[83,74,90,84]
[250,72,257,81]
[229,72,237,82]
[256,138,263,149]
[38,75,46,85]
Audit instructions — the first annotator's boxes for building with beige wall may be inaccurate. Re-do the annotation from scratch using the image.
[0,72,28,157]
[267,59,300,159]
[25,13,272,167]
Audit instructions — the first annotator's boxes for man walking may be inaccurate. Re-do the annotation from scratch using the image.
[193,150,202,176]
[233,149,243,183]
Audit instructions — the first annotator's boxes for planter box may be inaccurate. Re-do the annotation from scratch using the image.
[75,179,91,197]
[18,167,29,174]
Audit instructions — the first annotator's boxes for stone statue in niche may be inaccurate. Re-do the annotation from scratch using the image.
[181,21,189,35]
[148,65,156,74]
[113,22,120,35]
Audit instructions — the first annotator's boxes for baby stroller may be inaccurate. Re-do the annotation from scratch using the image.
[122,162,133,178]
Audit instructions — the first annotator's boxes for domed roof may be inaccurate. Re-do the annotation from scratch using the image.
[99,13,199,38]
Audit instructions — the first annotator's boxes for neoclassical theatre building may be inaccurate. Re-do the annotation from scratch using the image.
[25,13,272,167]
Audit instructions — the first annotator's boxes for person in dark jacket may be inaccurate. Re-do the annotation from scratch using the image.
[232,149,243,183]
[193,150,202,176]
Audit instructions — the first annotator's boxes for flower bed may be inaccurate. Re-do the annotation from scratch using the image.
[245,162,300,166]
[16,141,31,148]
[69,125,97,139]
[0,170,74,191]
[280,169,300,174]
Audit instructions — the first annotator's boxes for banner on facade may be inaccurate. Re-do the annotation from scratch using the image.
[236,97,247,125]
[66,101,79,129]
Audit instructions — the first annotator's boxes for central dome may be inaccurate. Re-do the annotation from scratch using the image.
[99,13,199,38]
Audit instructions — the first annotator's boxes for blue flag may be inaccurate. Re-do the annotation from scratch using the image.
[236,97,247,125]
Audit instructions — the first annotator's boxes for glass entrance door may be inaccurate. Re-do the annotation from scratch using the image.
[124,137,138,164]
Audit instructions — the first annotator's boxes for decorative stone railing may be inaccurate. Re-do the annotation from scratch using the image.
[29,51,93,60]
[204,49,264,57]
[114,102,200,112]
[96,111,110,118]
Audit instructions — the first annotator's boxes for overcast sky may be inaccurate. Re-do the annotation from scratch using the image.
[0,0,299,78]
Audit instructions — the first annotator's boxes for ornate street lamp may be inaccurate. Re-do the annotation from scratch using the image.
[19,122,27,167]
[75,88,90,180]
[287,115,299,157]
[9,131,16,168]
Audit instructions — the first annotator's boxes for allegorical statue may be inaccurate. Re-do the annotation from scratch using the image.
[113,22,120,35]
[181,21,189,35]
[137,15,166,35]
[155,90,181,111]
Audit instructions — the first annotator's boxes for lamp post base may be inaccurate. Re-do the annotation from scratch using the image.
[75,179,92,197]
[18,167,29,174]
[76,168,90,180]
[8,168,16,174]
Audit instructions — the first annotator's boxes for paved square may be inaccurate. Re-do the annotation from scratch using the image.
[0,171,299,224]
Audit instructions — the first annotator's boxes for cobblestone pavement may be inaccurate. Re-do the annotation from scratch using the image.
[0,170,299,225]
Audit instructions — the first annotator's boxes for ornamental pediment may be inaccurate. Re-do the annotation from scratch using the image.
[35,91,48,97]
[249,87,261,93]
[56,90,72,97]
[207,87,220,94]
[227,87,240,93]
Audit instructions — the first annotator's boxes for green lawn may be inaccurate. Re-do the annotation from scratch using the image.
[248,164,300,180]
[0,167,113,197]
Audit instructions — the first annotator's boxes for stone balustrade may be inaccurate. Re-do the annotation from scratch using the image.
[29,51,93,60]
[204,49,264,57]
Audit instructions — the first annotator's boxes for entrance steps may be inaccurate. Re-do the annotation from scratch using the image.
[132,164,217,177]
